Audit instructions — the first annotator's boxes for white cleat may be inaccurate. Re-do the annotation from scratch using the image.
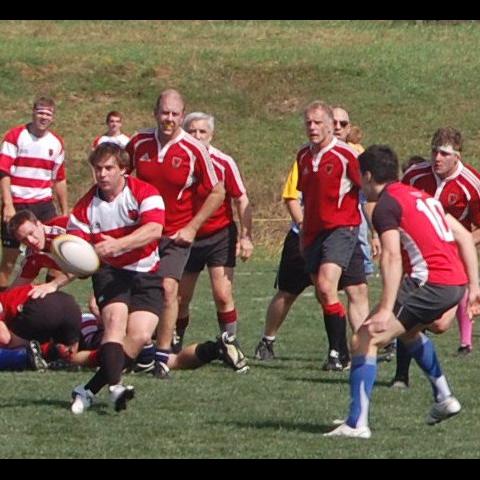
[71,385,95,415]
[323,422,372,439]
[426,396,461,425]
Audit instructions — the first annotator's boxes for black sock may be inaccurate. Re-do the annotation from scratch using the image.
[323,313,346,354]
[86,342,125,393]
[394,339,412,382]
[195,340,220,363]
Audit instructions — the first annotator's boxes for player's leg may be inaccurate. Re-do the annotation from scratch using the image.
[176,271,201,351]
[154,238,191,377]
[255,229,311,360]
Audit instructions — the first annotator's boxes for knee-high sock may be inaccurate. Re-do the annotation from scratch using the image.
[394,338,412,382]
[0,347,27,370]
[456,291,472,348]
[407,333,452,402]
[217,309,237,336]
[85,342,125,394]
[346,355,377,429]
[322,302,347,356]
[176,316,190,338]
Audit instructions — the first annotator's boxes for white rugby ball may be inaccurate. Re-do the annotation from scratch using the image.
[51,234,100,277]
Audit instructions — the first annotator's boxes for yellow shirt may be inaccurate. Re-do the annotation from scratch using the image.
[282,161,301,200]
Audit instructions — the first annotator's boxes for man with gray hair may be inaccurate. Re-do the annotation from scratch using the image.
[172,111,252,370]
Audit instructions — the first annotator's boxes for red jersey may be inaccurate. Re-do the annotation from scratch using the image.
[68,176,165,272]
[0,284,33,326]
[297,137,361,248]
[126,128,219,236]
[373,182,467,286]
[0,124,65,204]
[19,216,68,279]
[402,161,480,230]
[194,145,246,238]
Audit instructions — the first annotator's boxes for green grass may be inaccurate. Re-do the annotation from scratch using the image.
[1,255,480,458]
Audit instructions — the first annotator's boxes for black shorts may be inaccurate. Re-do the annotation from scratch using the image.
[304,226,360,275]
[185,223,237,273]
[92,265,164,317]
[9,291,82,345]
[275,229,312,295]
[338,241,367,290]
[2,201,57,248]
[158,237,192,281]
[394,277,466,331]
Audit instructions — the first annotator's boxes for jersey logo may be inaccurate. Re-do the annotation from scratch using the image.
[139,153,150,162]
[128,209,139,221]
[172,156,182,168]
[49,149,54,157]
[303,166,309,176]
[447,193,458,205]
[324,163,334,175]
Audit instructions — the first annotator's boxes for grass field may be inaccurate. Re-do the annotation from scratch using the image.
[1,255,479,459]
[1,20,480,458]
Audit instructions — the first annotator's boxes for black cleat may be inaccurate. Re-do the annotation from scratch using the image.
[153,360,172,379]
[109,384,135,412]
[378,342,396,363]
[254,338,275,361]
[456,345,472,357]
[171,330,184,354]
[322,350,343,372]
[27,340,48,371]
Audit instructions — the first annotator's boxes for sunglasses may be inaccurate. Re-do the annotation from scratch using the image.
[334,120,349,128]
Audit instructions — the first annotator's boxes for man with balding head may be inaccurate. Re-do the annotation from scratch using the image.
[126,89,225,379]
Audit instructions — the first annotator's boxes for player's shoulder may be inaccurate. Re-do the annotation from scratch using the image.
[3,124,28,142]
[46,129,65,147]
[209,145,236,166]
[332,139,358,158]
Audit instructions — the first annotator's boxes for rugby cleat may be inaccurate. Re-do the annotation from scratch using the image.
[254,338,275,361]
[71,385,95,415]
[426,396,461,425]
[219,332,249,373]
[323,422,371,439]
[109,384,135,412]
[27,340,48,371]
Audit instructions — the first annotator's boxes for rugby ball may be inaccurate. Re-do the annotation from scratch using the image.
[51,234,100,277]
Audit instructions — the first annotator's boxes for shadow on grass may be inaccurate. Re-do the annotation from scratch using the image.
[209,418,335,434]
[0,398,110,415]
[284,376,391,388]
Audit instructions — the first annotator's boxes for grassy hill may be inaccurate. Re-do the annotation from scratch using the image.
[1,20,480,459]
[2,20,480,248]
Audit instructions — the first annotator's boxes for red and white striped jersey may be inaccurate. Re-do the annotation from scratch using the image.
[67,176,165,272]
[126,128,219,236]
[297,137,361,248]
[79,313,103,349]
[194,145,246,238]
[373,182,467,286]
[402,161,480,230]
[92,133,130,149]
[0,284,33,327]
[0,124,65,204]
[19,216,68,279]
